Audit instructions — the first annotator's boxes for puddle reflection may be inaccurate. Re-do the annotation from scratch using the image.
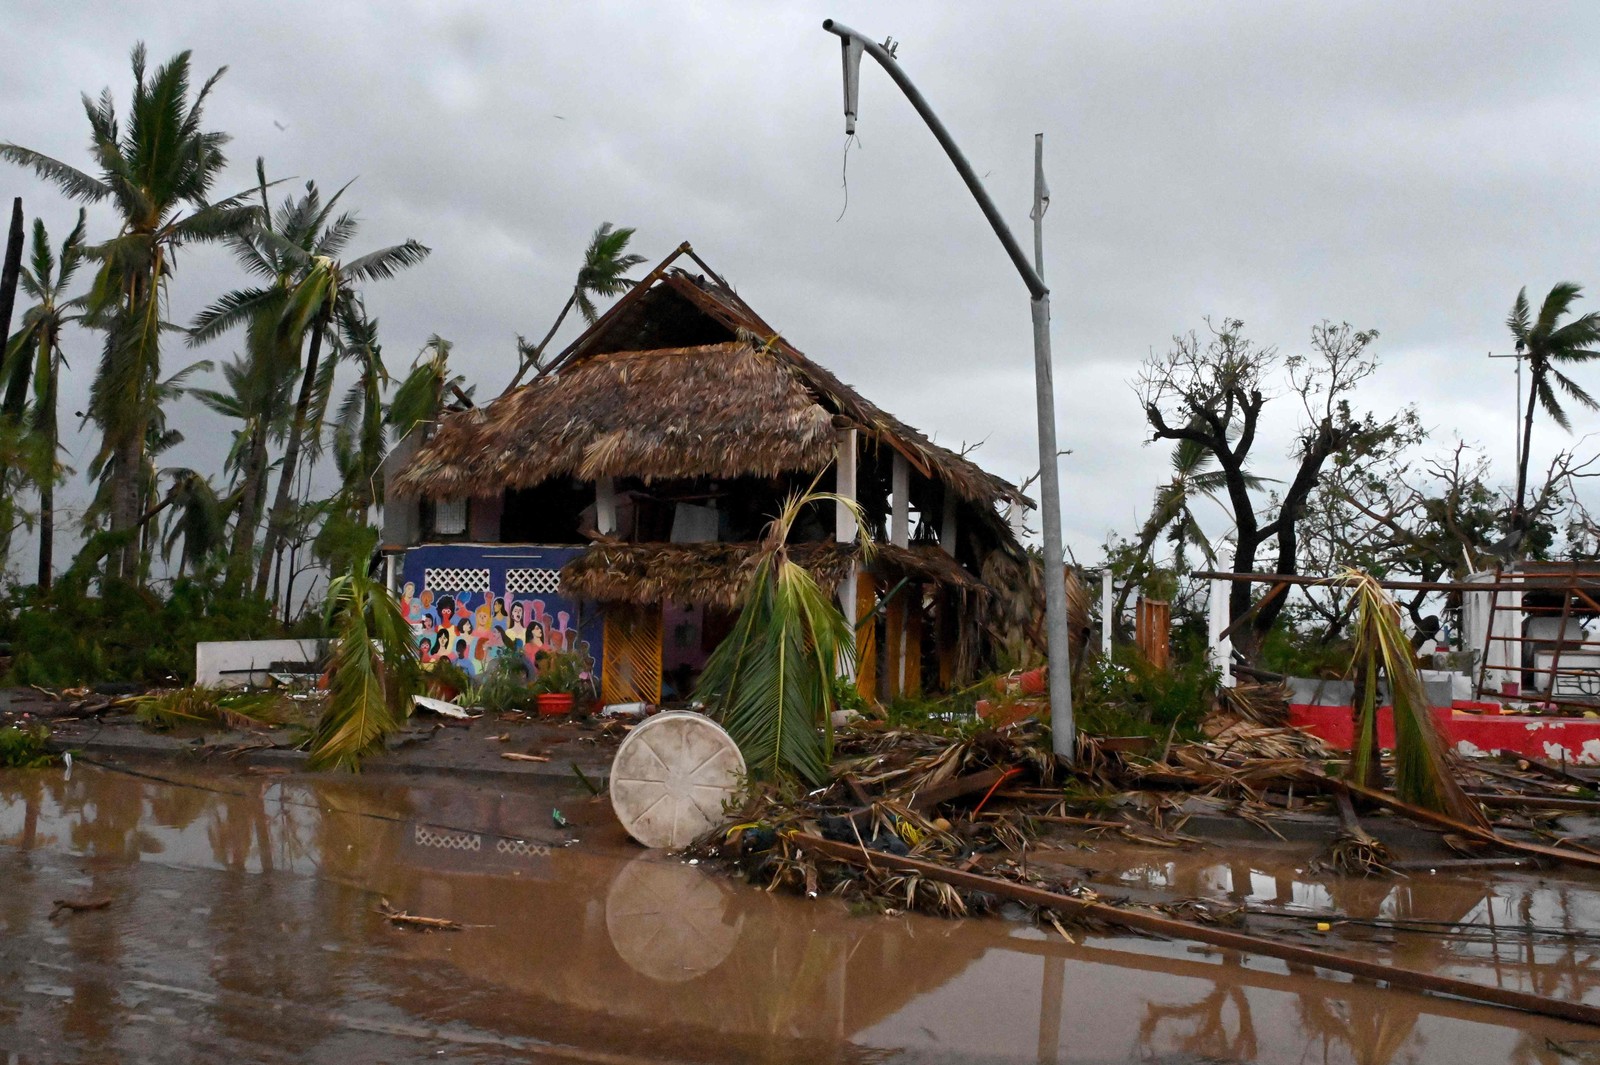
[2,763,1597,1064]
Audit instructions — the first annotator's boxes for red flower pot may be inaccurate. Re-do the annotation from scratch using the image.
[537,693,574,717]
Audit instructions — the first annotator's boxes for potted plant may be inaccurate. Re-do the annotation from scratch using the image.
[531,648,587,716]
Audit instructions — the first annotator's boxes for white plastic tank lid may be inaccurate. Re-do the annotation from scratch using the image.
[609,710,746,849]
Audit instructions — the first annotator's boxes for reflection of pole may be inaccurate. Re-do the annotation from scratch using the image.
[1037,954,1065,1064]
[823,19,1074,761]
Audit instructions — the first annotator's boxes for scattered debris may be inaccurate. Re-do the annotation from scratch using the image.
[501,752,550,763]
[413,695,474,720]
[375,898,463,932]
[49,897,112,921]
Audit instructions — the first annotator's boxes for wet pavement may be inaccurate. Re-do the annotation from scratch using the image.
[4,759,1600,1064]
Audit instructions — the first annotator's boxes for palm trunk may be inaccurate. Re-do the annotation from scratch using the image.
[0,199,22,352]
[504,290,576,391]
[256,304,330,595]
[36,350,56,592]
[226,415,270,592]
[1513,368,1541,550]
[108,429,146,581]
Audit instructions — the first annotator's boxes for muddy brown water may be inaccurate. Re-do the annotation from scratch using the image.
[2,762,1599,1064]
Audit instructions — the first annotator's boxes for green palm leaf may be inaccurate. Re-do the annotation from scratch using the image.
[697,490,870,784]
[309,569,419,771]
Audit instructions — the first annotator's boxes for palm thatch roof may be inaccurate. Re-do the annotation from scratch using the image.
[391,341,834,498]
[391,244,1029,514]
[560,541,986,611]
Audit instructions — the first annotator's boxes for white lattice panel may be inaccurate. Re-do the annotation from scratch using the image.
[413,825,481,851]
[423,567,491,593]
[505,567,562,596]
[495,838,551,858]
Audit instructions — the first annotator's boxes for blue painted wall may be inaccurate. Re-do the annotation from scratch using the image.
[397,544,602,684]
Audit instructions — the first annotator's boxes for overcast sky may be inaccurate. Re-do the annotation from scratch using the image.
[4,0,1599,575]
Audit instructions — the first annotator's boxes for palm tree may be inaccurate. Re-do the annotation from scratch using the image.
[191,170,359,591]
[1506,283,1600,542]
[158,469,228,576]
[328,303,389,517]
[1,211,88,589]
[503,222,645,391]
[251,221,429,597]
[0,45,257,580]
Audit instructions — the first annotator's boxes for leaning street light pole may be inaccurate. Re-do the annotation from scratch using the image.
[822,19,1074,762]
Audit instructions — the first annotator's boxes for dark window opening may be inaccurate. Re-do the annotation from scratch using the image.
[501,479,592,544]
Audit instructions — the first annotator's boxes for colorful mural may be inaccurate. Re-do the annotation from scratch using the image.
[398,544,601,682]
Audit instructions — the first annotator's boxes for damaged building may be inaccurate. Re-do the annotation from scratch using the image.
[382,244,1031,705]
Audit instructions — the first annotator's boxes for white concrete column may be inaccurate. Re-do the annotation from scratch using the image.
[596,476,617,536]
[1208,578,1234,688]
[940,492,958,557]
[385,553,398,595]
[1100,569,1113,655]
[834,429,858,542]
[836,428,859,680]
[891,452,910,548]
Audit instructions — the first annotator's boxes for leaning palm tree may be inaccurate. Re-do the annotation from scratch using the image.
[251,221,429,597]
[0,45,257,580]
[503,222,646,391]
[0,211,87,587]
[697,490,872,784]
[1506,283,1600,543]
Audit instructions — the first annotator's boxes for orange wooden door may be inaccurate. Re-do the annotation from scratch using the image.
[602,604,663,705]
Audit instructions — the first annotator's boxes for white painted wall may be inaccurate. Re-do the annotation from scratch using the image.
[196,640,328,688]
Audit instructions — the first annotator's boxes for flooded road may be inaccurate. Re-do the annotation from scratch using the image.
[2,761,1599,1064]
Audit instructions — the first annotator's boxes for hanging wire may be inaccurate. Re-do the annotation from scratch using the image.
[836,132,860,222]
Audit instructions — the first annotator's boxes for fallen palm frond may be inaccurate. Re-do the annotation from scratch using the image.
[308,568,420,771]
[131,685,296,731]
[1340,569,1489,829]
[698,488,872,785]
[1215,682,1291,726]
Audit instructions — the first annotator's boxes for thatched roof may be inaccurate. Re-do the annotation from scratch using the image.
[391,245,1029,513]
[560,541,986,610]
[391,341,834,498]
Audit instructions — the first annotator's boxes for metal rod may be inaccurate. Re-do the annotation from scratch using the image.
[823,19,1072,760]
[822,21,1046,300]
[1190,570,1600,594]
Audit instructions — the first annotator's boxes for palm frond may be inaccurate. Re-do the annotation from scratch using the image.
[1341,569,1489,828]
[697,489,871,783]
[341,240,431,283]
[309,569,419,770]
[0,145,111,203]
